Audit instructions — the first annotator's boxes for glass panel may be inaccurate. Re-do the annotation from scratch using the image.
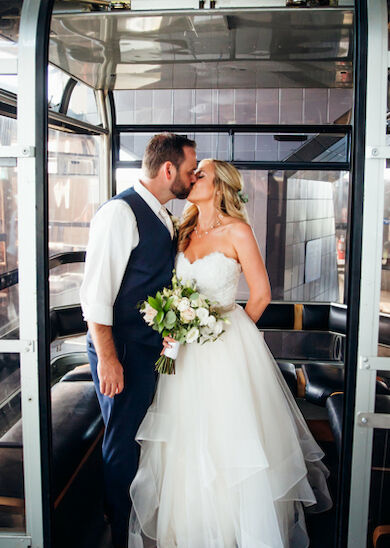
[116,167,142,195]
[0,92,23,531]
[166,168,348,303]
[366,421,390,548]
[48,129,100,333]
[49,263,85,309]
[67,82,101,126]
[234,133,348,164]
[120,131,348,165]
[114,88,353,125]
[0,31,18,94]
[48,65,71,113]
[120,132,230,162]
[381,153,390,313]
[0,115,18,338]
[48,130,100,256]
[0,353,23,532]
[117,163,347,304]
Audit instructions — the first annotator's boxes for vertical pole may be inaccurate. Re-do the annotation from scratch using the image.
[341,2,387,547]
[108,90,118,197]
[96,89,111,203]
[18,0,55,546]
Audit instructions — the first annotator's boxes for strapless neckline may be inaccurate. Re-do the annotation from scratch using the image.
[180,251,240,267]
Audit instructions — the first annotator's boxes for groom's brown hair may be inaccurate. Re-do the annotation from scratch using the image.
[143,133,196,178]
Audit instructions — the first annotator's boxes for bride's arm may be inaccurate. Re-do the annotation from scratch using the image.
[231,223,271,324]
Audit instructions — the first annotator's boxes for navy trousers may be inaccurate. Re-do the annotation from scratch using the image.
[87,333,160,548]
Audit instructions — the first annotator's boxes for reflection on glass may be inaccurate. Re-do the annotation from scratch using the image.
[0,115,18,337]
[0,352,24,532]
[116,167,142,194]
[367,420,390,547]
[67,82,101,125]
[48,65,70,112]
[0,286,18,340]
[380,167,390,313]
[0,35,18,94]
[234,133,348,164]
[49,263,85,309]
[281,170,348,303]
[48,130,100,256]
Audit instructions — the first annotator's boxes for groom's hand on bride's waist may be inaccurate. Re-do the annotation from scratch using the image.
[97,359,124,398]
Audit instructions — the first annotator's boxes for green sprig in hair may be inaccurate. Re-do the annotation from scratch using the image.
[238,190,249,204]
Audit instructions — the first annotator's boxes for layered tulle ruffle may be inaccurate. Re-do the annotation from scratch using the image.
[129,305,332,548]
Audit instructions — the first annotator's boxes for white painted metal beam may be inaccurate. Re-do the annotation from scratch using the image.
[347,2,388,547]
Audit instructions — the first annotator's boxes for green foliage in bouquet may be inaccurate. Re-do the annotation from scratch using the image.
[139,270,230,374]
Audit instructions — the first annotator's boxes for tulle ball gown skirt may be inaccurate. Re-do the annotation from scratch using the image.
[128,304,332,548]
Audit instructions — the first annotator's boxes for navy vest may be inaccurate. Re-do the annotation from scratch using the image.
[112,188,177,347]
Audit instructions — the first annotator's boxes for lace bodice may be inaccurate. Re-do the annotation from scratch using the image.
[175,251,241,308]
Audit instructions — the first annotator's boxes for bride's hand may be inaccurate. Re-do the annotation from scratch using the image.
[161,335,177,355]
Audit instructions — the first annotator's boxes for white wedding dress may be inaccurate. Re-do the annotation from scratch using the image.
[129,251,332,548]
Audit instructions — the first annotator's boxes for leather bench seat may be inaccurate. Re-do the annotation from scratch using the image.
[61,363,93,382]
[302,363,390,406]
[327,393,390,544]
[0,380,103,524]
[327,393,390,457]
[276,361,297,396]
[325,393,343,453]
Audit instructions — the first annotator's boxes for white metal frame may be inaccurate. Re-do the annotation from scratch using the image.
[0,0,50,546]
[347,1,389,546]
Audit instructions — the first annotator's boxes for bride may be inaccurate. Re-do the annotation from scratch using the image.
[128,159,332,548]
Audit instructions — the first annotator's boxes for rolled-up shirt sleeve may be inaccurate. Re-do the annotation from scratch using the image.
[80,199,139,326]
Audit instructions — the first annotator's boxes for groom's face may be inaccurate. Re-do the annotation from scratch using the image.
[169,146,197,199]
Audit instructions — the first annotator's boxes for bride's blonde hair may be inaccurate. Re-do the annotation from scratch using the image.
[178,159,249,252]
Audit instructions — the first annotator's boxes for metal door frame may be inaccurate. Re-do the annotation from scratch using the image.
[0,0,55,546]
[342,1,390,547]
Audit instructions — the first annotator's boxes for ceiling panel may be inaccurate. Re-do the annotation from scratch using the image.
[48,9,354,90]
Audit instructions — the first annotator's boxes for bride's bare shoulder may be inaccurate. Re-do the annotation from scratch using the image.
[223,218,252,237]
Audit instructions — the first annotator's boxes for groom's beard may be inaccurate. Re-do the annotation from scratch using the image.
[170,172,191,200]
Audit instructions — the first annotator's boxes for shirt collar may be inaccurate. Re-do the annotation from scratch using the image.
[134,180,163,217]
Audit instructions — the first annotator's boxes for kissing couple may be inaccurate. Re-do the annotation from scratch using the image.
[80,133,332,548]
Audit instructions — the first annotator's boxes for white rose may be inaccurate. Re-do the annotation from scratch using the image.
[143,304,158,326]
[213,320,224,336]
[196,307,209,326]
[207,315,217,330]
[186,326,199,344]
[181,307,196,323]
[177,297,191,312]
[171,295,180,308]
[191,295,206,308]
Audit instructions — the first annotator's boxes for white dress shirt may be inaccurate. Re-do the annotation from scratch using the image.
[80,181,173,326]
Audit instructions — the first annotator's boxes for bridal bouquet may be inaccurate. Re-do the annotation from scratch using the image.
[139,271,230,374]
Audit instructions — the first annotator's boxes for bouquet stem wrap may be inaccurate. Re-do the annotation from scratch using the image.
[155,341,180,374]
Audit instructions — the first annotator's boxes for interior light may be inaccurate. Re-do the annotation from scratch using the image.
[123,16,163,33]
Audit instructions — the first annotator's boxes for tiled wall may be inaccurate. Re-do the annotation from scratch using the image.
[114,87,353,125]
[283,176,339,302]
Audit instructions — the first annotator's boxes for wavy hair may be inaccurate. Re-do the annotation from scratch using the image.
[178,159,249,252]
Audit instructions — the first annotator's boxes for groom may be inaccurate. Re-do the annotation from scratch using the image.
[80,133,197,548]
